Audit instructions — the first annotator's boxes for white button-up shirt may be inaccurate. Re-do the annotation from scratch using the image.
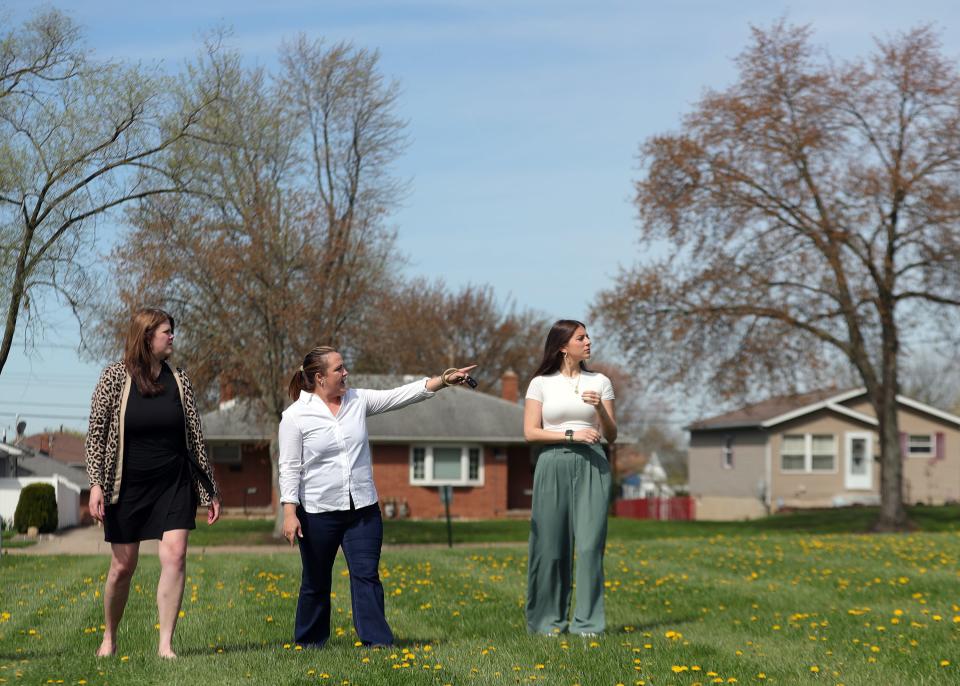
[278,379,435,512]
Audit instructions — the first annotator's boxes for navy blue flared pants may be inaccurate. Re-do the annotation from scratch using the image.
[294,503,393,647]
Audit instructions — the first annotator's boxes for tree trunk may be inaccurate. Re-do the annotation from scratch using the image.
[873,386,910,531]
[0,225,34,376]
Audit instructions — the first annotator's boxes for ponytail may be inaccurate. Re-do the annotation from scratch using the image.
[288,346,337,401]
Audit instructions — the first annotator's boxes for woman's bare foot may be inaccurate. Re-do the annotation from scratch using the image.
[158,647,177,659]
[95,639,117,657]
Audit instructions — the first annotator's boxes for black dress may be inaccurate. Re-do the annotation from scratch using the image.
[103,364,198,543]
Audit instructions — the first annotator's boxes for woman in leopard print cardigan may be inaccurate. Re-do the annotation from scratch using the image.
[84,307,220,658]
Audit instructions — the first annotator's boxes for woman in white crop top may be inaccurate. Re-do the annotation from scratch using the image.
[523,319,617,636]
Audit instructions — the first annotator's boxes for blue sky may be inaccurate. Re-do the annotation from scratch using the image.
[2,0,959,434]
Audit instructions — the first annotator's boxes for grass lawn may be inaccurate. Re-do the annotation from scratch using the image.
[2,529,959,685]
[191,505,960,547]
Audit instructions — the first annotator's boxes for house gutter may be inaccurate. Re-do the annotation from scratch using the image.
[764,433,772,513]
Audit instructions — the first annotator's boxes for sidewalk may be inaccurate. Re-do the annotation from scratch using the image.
[3,526,526,556]
[4,525,295,556]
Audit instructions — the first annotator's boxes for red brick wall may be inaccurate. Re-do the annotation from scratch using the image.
[372,444,509,519]
[211,442,272,508]
[506,446,534,509]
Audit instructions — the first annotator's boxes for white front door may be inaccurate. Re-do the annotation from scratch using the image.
[845,432,872,490]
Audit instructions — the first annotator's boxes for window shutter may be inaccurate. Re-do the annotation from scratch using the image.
[935,432,945,461]
[899,431,908,458]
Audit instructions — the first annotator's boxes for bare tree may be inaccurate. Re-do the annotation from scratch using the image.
[351,278,548,387]
[96,38,406,533]
[596,22,960,530]
[589,362,688,484]
[900,349,960,412]
[0,8,220,374]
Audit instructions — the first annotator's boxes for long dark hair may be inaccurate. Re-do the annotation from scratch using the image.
[123,307,174,397]
[529,319,590,380]
[288,346,338,401]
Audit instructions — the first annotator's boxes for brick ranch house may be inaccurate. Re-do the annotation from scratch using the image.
[687,388,960,520]
[200,372,540,519]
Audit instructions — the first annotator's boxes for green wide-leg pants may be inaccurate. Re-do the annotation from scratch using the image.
[526,443,611,635]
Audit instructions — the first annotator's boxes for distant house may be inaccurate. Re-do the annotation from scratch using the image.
[200,372,542,519]
[0,442,27,479]
[23,431,86,468]
[687,388,960,520]
[620,453,675,500]
[0,442,90,529]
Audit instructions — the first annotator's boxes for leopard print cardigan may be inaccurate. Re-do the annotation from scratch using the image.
[84,361,220,506]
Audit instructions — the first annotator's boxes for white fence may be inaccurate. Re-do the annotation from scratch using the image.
[0,476,82,530]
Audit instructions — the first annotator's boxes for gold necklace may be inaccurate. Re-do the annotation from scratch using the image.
[563,372,581,395]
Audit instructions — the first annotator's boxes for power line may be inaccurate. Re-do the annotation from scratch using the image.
[0,411,87,420]
[0,372,97,383]
[9,342,83,350]
[0,400,89,409]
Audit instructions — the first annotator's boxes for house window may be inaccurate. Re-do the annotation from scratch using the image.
[468,448,481,480]
[781,433,837,473]
[208,443,242,465]
[721,436,734,469]
[907,434,933,457]
[811,434,836,472]
[412,447,426,480]
[781,435,806,471]
[409,445,484,486]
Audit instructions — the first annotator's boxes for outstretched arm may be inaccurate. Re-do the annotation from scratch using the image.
[424,365,477,392]
[364,365,478,415]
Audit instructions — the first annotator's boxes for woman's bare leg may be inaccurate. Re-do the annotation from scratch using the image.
[156,529,189,658]
[98,542,140,657]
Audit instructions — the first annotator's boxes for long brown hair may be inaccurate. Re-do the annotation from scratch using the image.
[288,346,338,401]
[124,307,174,397]
[529,319,591,380]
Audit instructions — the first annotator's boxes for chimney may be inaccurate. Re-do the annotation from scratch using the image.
[500,369,519,404]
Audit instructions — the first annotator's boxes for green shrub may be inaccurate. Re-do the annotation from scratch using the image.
[14,483,58,533]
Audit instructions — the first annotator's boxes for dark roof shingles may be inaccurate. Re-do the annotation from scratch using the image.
[201,374,525,442]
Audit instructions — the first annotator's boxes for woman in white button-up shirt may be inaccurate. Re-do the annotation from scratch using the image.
[279,345,475,648]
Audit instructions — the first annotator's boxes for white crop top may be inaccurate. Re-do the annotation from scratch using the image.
[525,371,615,432]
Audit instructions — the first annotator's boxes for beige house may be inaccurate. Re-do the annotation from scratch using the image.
[687,388,960,520]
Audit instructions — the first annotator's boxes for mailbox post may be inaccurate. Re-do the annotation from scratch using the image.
[439,485,453,548]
